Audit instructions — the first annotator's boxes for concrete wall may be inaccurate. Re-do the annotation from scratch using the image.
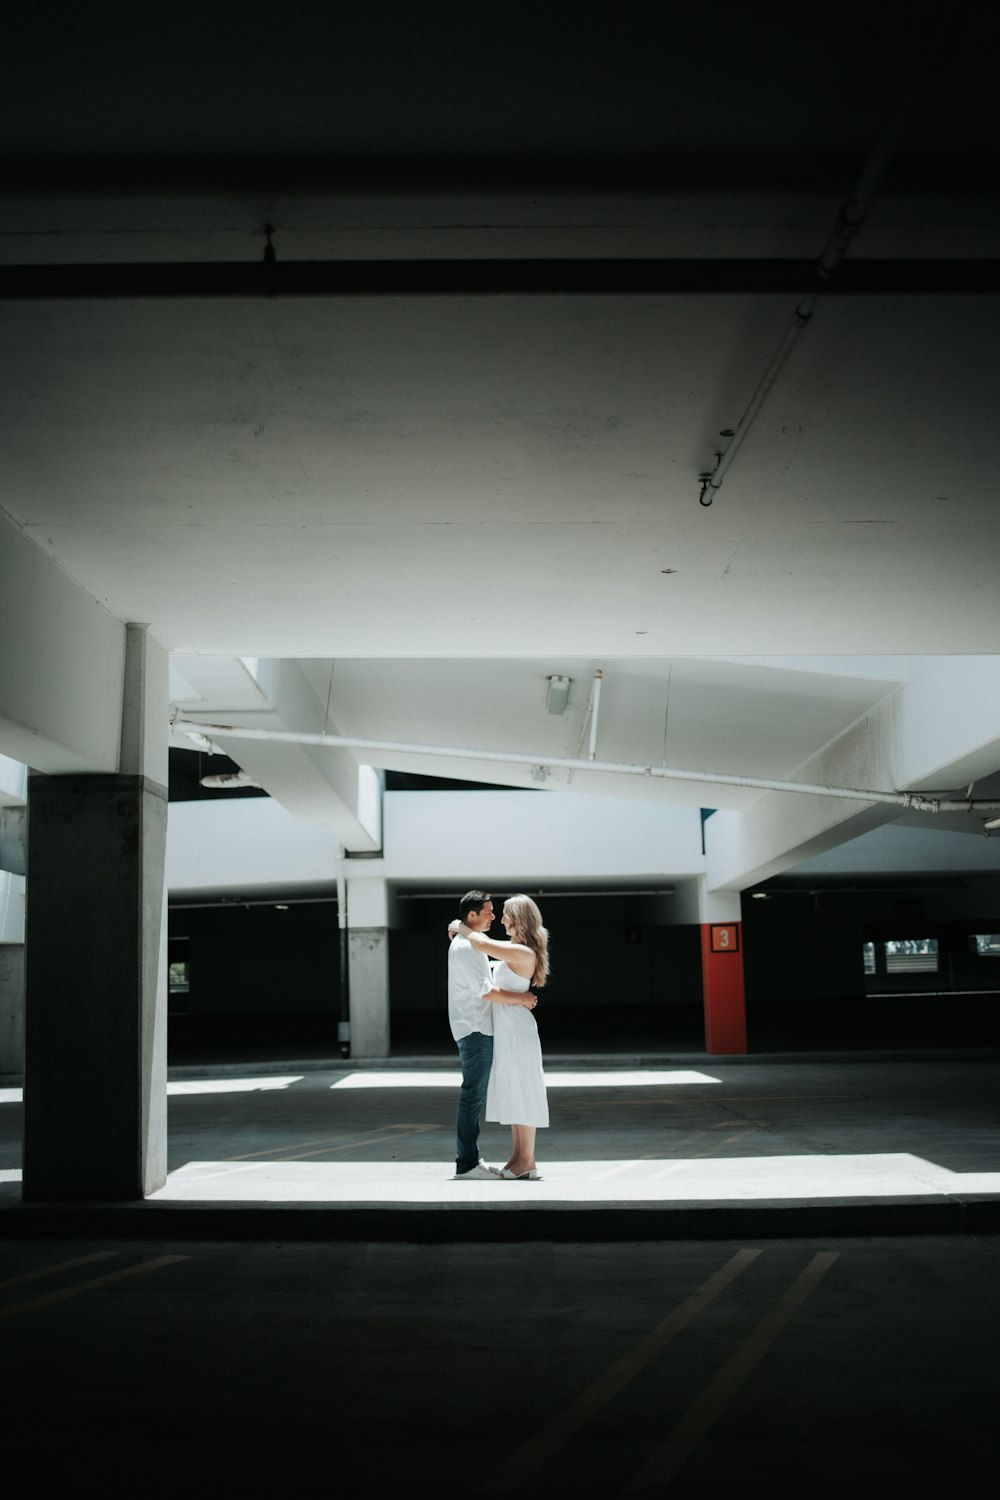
[167,798,344,895]
[0,943,24,1074]
[0,513,125,772]
[382,790,705,883]
[166,789,705,897]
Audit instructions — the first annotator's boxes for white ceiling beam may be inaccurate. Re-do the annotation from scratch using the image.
[705,659,1000,890]
[173,656,381,853]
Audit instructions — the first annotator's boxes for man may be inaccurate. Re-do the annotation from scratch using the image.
[448,889,535,1179]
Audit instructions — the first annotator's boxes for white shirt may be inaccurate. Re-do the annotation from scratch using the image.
[448,935,494,1041]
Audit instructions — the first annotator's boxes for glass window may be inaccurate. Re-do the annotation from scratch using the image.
[168,960,190,993]
[884,939,938,974]
[972,934,1000,956]
[862,941,876,975]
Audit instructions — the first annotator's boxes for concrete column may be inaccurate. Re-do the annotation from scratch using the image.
[694,883,748,1056]
[346,876,391,1058]
[22,625,169,1200]
[0,943,25,1077]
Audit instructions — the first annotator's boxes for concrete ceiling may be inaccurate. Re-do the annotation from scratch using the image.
[290,655,905,810]
[3,3,999,853]
[2,286,998,656]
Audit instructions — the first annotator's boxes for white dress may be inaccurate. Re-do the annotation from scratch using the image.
[485,960,549,1127]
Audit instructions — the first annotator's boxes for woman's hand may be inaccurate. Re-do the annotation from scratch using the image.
[522,993,537,1009]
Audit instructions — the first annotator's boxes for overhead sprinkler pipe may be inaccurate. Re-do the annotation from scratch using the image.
[588,669,603,760]
[699,299,816,506]
[169,717,1000,814]
[697,11,963,508]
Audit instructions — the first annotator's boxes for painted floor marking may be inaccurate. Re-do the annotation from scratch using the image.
[476,1248,761,1494]
[644,1127,762,1181]
[589,1129,717,1181]
[0,1250,118,1292]
[206,1124,441,1180]
[0,1254,190,1322]
[283,1126,441,1161]
[620,1250,840,1494]
[226,1123,440,1162]
[580,1093,861,1109]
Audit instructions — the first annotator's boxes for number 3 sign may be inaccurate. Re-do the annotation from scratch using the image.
[710,924,740,953]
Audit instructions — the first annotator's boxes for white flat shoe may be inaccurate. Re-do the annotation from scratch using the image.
[454,1162,502,1180]
[511,1169,543,1180]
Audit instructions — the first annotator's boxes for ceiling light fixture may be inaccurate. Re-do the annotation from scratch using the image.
[546,675,570,715]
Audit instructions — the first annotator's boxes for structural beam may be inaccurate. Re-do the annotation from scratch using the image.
[3,258,998,300]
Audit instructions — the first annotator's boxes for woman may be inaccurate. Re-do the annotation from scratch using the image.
[453,894,549,1179]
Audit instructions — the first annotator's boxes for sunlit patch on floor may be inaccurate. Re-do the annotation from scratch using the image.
[148,1153,1000,1204]
[167,1076,305,1096]
[330,1069,721,1090]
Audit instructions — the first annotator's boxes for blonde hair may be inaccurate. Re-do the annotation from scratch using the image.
[503,894,550,988]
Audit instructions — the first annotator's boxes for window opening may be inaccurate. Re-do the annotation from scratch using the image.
[884,938,938,974]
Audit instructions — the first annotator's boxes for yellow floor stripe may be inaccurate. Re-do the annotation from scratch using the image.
[645,1127,761,1181]
[285,1124,440,1161]
[227,1123,440,1162]
[580,1093,859,1109]
[0,1254,190,1322]
[476,1248,762,1495]
[0,1250,118,1292]
[589,1129,715,1182]
[620,1251,839,1494]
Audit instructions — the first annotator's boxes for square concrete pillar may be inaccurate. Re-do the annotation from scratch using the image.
[346,877,392,1058]
[0,943,25,1076]
[23,772,168,1199]
[347,927,391,1057]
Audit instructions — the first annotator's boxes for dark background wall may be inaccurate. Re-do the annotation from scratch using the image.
[388,895,704,1054]
[742,877,1000,1049]
[167,901,342,1062]
[165,878,1000,1060]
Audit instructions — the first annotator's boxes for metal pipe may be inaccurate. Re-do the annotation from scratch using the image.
[588,669,603,760]
[399,887,676,899]
[337,866,350,1057]
[169,894,339,910]
[700,297,816,505]
[170,717,1000,814]
[699,11,964,507]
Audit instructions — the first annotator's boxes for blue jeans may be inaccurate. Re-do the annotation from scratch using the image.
[455,1031,494,1173]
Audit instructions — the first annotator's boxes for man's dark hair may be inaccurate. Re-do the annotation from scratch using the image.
[458,889,491,921]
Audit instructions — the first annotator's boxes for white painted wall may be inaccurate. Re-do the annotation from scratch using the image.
[0,871,25,944]
[166,798,343,895]
[166,789,705,899]
[381,791,705,883]
[891,657,1000,789]
[0,513,125,772]
[788,822,1000,878]
[0,756,27,806]
[165,784,1000,911]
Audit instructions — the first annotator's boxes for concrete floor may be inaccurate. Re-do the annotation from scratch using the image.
[2,1053,1000,1494]
[2,1051,1000,1235]
[1,1231,998,1496]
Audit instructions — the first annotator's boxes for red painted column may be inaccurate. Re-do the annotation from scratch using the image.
[700,921,747,1054]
